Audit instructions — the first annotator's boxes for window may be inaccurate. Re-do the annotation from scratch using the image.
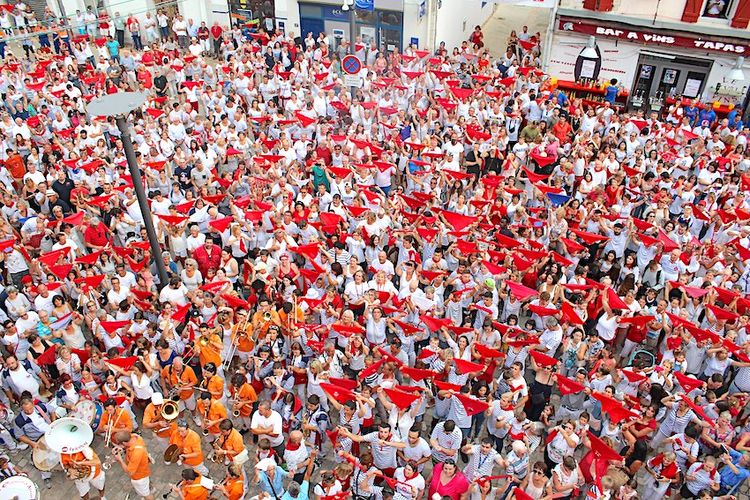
[703,0,733,19]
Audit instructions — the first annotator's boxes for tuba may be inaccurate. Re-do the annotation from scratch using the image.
[44,417,94,453]
[161,400,180,421]
[44,417,95,477]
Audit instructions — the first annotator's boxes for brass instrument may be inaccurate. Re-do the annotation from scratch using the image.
[161,400,180,421]
[302,412,311,439]
[231,392,241,418]
[201,399,211,436]
[66,461,92,480]
[101,445,123,471]
[208,434,229,465]
[262,311,272,322]
[163,444,182,465]
[103,408,122,449]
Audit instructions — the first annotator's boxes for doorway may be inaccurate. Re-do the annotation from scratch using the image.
[629,52,712,112]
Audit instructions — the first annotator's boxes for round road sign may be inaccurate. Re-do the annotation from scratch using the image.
[342,55,363,75]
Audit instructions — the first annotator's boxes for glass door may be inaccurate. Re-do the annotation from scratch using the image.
[658,67,681,99]
[682,71,705,99]
[630,64,655,110]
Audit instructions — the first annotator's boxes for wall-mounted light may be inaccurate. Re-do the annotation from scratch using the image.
[727,56,745,81]
[580,36,599,59]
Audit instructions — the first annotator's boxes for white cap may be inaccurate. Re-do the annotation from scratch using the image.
[256,457,276,470]
[151,392,164,405]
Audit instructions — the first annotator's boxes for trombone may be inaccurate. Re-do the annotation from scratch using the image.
[104,407,122,449]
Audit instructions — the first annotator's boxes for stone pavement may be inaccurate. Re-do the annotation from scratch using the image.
[481,4,551,56]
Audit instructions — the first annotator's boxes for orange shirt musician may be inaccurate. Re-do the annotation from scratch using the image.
[193,322,223,371]
[200,362,226,402]
[230,309,255,363]
[196,392,227,438]
[160,357,199,414]
[251,296,282,340]
[214,464,246,500]
[112,431,153,500]
[213,419,247,465]
[169,468,211,500]
[169,419,209,476]
[60,445,106,500]
[98,398,133,444]
[229,373,258,431]
[142,392,177,448]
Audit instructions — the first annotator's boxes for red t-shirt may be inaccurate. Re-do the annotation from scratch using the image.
[84,222,109,247]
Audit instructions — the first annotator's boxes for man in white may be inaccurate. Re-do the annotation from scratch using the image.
[397,428,431,473]
[283,430,312,482]
[251,400,284,455]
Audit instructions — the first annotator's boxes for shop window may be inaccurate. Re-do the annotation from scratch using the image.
[703,0,733,18]
[379,10,403,26]
[355,10,377,23]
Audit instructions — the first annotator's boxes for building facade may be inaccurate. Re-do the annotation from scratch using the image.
[547,0,750,113]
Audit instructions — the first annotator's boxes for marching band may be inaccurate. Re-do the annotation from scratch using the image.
[7,301,305,500]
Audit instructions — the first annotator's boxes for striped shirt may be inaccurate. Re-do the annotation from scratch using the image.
[486,401,514,438]
[463,445,500,481]
[447,395,472,429]
[430,422,462,462]
[505,450,529,480]
[659,406,696,436]
[686,462,720,495]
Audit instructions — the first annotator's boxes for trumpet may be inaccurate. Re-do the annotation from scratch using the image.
[262,311,273,322]
[101,445,123,471]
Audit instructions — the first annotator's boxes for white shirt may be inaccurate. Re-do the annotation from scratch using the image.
[8,365,40,398]
[392,468,425,500]
[130,373,153,400]
[250,410,284,446]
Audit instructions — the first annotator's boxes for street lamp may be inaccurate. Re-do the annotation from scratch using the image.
[87,92,169,287]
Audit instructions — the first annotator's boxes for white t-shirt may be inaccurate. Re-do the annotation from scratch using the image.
[250,410,284,446]
[8,366,40,398]
[402,437,431,472]
[393,468,425,500]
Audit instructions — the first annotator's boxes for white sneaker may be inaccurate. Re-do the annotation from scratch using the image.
[15,442,28,451]
[192,415,202,427]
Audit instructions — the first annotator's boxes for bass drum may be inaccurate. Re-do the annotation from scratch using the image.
[71,399,103,431]
[0,476,39,500]
[32,436,61,472]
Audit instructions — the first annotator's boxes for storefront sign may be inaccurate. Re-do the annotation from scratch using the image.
[559,18,749,54]
[497,0,556,7]
[321,6,349,20]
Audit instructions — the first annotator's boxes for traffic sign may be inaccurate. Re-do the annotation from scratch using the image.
[342,55,363,75]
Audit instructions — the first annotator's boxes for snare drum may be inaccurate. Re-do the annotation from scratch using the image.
[0,475,39,500]
[72,399,103,431]
[32,436,61,472]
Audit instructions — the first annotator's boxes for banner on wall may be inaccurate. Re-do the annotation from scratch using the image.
[495,0,556,8]
[559,17,749,54]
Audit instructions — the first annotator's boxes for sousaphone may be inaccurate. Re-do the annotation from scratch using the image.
[44,417,94,454]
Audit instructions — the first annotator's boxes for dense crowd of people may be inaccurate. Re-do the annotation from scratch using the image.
[0,3,747,500]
